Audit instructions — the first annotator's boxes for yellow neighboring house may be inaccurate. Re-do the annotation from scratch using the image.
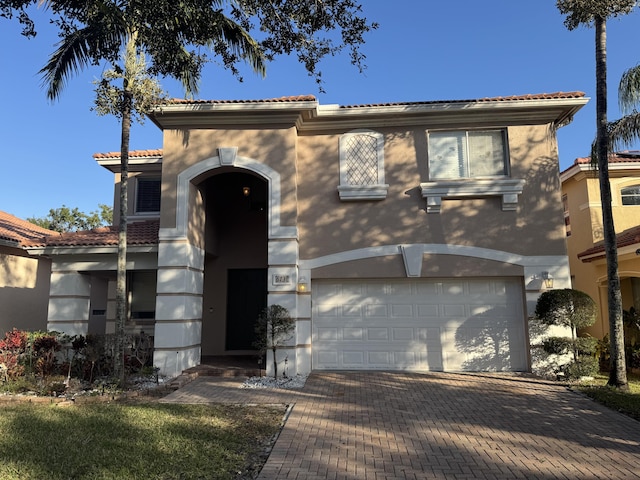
[561,152,640,339]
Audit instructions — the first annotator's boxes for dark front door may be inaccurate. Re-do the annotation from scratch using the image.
[226,269,267,351]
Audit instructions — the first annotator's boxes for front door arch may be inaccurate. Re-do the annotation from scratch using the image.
[152,148,302,376]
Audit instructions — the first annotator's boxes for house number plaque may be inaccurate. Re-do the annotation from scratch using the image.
[272,274,291,286]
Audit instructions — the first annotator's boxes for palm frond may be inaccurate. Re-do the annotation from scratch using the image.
[39,28,97,101]
[39,2,128,101]
[619,65,640,114]
[608,112,640,151]
[211,13,266,77]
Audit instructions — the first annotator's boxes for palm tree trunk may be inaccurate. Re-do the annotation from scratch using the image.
[595,17,628,390]
[114,86,133,385]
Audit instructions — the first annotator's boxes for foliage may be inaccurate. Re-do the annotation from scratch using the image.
[0,402,285,480]
[623,306,640,346]
[0,329,155,393]
[3,0,377,91]
[0,0,36,36]
[254,304,295,378]
[535,289,598,379]
[556,0,635,29]
[92,38,167,125]
[27,204,113,232]
[535,289,597,332]
[0,328,28,380]
[542,336,573,356]
[31,334,61,378]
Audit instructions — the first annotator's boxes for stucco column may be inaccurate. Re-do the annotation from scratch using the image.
[47,270,91,335]
[153,239,205,377]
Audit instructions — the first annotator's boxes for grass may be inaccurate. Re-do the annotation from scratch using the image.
[575,372,640,422]
[0,400,285,480]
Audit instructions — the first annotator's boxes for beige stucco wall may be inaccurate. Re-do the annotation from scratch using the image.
[159,127,299,230]
[296,124,566,262]
[155,121,567,278]
[0,246,51,335]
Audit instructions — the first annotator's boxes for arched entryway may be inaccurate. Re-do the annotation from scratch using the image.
[199,171,268,357]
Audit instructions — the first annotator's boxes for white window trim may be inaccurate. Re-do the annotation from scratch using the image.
[621,184,640,206]
[420,178,525,213]
[427,129,510,180]
[338,129,389,201]
[134,176,161,216]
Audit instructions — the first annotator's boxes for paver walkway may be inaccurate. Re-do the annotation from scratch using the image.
[161,372,640,479]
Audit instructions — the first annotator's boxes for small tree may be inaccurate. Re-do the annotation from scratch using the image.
[254,305,295,378]
[28,204,113,232]
[535,288,598,378]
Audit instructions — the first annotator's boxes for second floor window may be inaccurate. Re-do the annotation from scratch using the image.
[621,185,640,205]
[338,130,388,201]
[136,177,161,213]
[428,130,508,180]
[340,131,384,186]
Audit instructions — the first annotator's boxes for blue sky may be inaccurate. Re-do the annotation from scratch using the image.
[2,1,640,220]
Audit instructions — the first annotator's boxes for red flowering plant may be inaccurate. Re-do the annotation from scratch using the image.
[0,328,28,381]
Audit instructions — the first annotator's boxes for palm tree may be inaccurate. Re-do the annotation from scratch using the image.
[39,0,266,383]
[557,0,635,390]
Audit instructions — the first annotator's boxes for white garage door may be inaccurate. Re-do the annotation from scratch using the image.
[312,278,527,372]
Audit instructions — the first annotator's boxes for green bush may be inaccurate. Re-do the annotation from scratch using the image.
[542,336,572,355]
[565,356,599,379]
[534,289,598,379]
[575,336,598,356]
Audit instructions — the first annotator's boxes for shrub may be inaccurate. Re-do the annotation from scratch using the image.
[0,329,29,380]
[32,335,61,379]
[566,356,599,379]
[254,305,295,378]
[542,336,572,355]
[535,289,598,380]
[0,328,28,352]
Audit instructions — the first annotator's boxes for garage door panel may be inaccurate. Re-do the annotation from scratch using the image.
[313,278,527,372]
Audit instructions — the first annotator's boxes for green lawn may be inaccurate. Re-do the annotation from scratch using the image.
[0,401,285,480]
[576,373,640,422]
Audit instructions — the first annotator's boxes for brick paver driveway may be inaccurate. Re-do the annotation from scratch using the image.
[258,372,640,480]
[162,371,640,479]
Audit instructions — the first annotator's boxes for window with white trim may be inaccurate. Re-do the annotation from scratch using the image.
[338,130,388,201]
[621,185,640,205]
[421,129,523,213]
[428,129,508,180]
[135,176,161,213]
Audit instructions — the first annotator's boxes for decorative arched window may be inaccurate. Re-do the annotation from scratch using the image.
[621,185,640,205]
[338,130,388,201]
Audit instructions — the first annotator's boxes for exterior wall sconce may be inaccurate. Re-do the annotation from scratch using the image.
[542,271,554,289]
[242,186,251,197]
[297,277,309,292]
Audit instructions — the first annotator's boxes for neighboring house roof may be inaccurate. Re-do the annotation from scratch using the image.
[560,151,640,181]
[578,224,640,262]
[0,210,58,246]
[23,220,159,248]
[93,149,163,160]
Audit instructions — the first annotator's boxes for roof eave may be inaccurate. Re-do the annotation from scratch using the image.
[148,100,319,130]
[305,97,589,131]
[25,244,158,256]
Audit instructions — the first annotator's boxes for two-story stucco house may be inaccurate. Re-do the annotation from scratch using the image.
[561,152,640,339]
[24,92,588,377]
